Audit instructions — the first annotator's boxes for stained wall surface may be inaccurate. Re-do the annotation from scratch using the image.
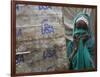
[16,4,69,73]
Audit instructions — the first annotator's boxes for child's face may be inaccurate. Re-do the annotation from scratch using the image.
[75,20,88,30]
[74,20,89,42]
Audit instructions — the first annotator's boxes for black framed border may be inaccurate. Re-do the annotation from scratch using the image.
[11,0,97,77]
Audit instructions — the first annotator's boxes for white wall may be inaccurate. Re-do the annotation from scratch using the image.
[0,0,99,77]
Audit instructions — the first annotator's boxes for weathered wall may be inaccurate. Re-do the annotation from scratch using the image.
[16,4,69,73]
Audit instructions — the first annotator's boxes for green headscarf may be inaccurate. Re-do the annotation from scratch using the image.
[67,13,95,70]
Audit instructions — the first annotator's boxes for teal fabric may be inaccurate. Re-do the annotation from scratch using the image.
[72,39,94,70]
[67,13,95,70]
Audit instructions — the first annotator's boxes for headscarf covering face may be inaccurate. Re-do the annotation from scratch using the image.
[68,13,95,70]
[73,14,90,42]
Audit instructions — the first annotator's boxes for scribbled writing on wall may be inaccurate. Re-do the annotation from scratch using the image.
[16,5,19,11]
[16,54,24,64]
[38,6,52,10]
[43,48,57,59]
[41,23,54,35]
[16,28,22,37]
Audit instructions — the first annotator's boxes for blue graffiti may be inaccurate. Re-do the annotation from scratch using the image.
[41,23,54,34]
[43,48,57,59]
[16,5,19,11]
[16,54,24,64]
[38,6,51,10]
[16,28,22,37]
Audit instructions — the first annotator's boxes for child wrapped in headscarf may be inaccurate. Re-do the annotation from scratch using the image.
[67,13,95,70]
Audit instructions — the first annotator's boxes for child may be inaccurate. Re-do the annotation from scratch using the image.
[67,13,95,70]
